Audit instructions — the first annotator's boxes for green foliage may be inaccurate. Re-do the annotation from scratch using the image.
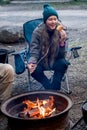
[0,0,87,6]
[0,0,10,5]
[51,0,87,9]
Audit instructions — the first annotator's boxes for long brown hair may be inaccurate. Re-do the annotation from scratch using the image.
[41,25,60,67]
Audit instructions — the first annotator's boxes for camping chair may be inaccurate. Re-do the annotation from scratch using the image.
[0,49,15,63]
[14,18,81,94]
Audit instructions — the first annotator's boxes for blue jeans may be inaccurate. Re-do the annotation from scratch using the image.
[31,58,70,90]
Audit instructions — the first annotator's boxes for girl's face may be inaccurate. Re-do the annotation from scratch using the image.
[46,16,58,30]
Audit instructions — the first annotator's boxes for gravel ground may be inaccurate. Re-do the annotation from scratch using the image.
[0,2,87,130]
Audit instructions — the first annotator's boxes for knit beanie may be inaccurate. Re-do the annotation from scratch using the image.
[43,4,58,23]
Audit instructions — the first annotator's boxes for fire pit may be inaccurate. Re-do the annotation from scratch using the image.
[1,91,73,130]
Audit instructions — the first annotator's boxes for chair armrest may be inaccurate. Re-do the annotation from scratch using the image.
[66,46,82,59]
[70,46,82,51]
[7,49,15,54]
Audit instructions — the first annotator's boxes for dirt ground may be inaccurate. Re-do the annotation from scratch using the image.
[0,2,87,130]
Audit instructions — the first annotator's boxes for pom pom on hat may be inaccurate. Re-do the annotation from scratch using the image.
[43,4,58,23]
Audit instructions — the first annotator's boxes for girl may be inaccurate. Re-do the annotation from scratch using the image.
[27,4,69,90]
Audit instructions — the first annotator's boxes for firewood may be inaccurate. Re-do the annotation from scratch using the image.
[28,108,40,117]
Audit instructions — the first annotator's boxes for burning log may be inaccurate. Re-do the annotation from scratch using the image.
[23,100,37,110]
[18,111,29,118]
[18,96,56,119]
[28,108,40,118]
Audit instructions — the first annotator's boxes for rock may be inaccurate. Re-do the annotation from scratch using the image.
[0,26,24,44]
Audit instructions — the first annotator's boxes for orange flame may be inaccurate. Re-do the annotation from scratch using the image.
[22,96,56,119]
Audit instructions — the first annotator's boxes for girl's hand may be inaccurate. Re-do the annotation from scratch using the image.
[27,63,37,74]
[60,30,67,46]
[57,25,67,46]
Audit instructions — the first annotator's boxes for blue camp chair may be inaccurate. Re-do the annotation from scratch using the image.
[14,18,81,94]
[14,18,43,75]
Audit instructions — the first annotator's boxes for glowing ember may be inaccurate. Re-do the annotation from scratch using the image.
[18,96,56,119]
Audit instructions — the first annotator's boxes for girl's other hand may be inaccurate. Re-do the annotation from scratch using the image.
[27,63,37,74]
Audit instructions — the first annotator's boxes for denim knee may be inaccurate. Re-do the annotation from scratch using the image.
[53,58,70,72]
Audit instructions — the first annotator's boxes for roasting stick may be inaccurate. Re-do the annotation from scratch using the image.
[27,45,50,91]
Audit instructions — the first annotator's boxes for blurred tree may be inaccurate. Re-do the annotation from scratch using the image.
[0,0,10,4]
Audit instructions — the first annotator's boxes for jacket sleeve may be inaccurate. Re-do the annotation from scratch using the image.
[28,28,41,64]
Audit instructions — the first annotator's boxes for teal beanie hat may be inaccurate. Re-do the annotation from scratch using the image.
[43,4,58,23]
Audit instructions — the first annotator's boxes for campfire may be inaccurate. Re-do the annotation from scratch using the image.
[1,91,73,130]
[18,96,56,119]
